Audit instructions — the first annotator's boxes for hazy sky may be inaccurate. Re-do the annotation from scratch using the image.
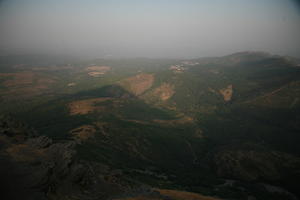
[0,0,300,58]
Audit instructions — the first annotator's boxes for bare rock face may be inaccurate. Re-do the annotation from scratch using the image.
[0,115,123,200]
[0,135,85,199]
[0,114,37,139]
[26,135,52,148]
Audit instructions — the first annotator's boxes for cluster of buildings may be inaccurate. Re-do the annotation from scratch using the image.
[169,61,199,73]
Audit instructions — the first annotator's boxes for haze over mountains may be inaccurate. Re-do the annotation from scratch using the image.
[1,0,300,58]
[1,0,300,200]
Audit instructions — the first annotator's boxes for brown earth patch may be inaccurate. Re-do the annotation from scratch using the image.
[68,97,113,115]
[149,83,175,101]
[88,71,105,77]
[6,144,45,162]
[0,73,15,77]
[0,72,56,99]
[3,71,35,87]
[156,189,222,200]
[69,125,96,142]
[86,66,111,77]
[67,82,76,87]
[120,73,154,96]
[121,119,152,125]
[219,84,233,101]
[119,113,193,126]
[153,115,193,126]
[86,66,111,71]
[113,189,222,200]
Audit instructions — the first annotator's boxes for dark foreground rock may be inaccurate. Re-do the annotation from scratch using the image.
[0,115,125,200]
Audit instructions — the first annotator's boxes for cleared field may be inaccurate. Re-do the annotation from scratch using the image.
[119,73,154,96]
[68,97,113,115]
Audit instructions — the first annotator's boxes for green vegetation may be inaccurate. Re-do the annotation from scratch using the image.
[0,52,299,199]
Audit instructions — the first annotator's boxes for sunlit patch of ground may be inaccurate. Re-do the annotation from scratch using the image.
[6,144,45,162]
[144,83,175,101]
[69,125,96,142]
[219,84,233,101]
[68,97,113,115]
[86,66,111,77]
[2,71,35,87]
[0,71,56,99]
[87,71,104,77]
[113,189,222,200]
[152,115,193,126]
[121,114,193,127]
[86,66,111,71]
[156,189,222,200]
[67,82,76,87]
[119,73,154,96]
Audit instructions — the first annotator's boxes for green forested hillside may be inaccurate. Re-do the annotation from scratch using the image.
[0,52,299,200]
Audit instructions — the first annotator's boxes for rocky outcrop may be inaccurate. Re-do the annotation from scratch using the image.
[0,115,124,200]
